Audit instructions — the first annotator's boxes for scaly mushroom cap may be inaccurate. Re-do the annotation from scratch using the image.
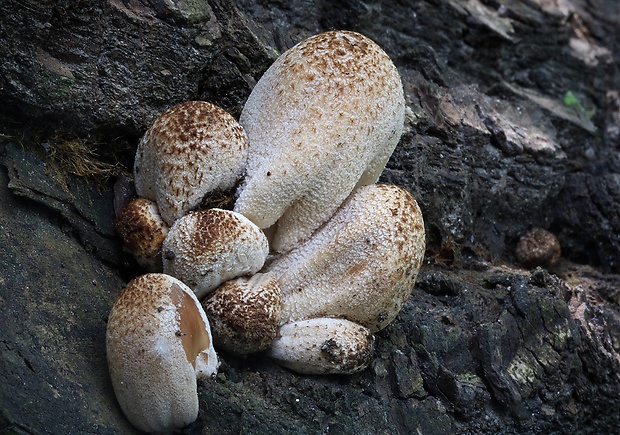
[203,272,282,355]
[234,30,405,253]
[134,101,248,225]
[268,318,375,375]
[106,273,219,433]
[115,198,169,272]
[515,228,561,268]
[266,184,425,332]
[162,208,269,299]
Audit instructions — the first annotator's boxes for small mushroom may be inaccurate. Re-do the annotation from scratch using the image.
[134,101,248,225]
[268,318,375,375]
[266,184,425,332]
[234,30,406,253]
[203,272,282,355]
[515,228,561,268]
[106,273,219,433]
[162,208,269,299]
[115,198,169,271]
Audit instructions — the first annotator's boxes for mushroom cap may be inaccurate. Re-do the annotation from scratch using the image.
[115,198,169,272]
[234,30,405,253]
[515,228,561,268]
[266,184,426,332]
[268,317,375,375]
[162,208,269,299]
[106,273,218,433]
[203,272,282,355]
[134,101,248,225]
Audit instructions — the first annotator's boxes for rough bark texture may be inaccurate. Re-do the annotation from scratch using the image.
[1,0,619,433]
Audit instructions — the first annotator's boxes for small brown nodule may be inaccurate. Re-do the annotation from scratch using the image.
[515,228,561,268]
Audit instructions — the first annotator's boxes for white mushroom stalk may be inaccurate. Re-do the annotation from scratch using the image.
[134,101,248,225]
[234,30,406,253]
[106,273,219,433]
[266,184,426,332]
[268,318,375,375]
[162,208,269,299]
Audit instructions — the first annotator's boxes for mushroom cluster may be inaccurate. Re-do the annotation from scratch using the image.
[108,30,425,432]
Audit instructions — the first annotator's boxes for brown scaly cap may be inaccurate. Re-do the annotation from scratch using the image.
[162,208,269,299]
[516,228,561,268]
[134,101,248,225]
[115,198,168,271]
[203,272,282,355]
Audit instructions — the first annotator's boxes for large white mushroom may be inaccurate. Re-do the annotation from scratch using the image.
[234,30,406,253]
[115,198,169,272]
[134,101,248,225]
[266,184,425,332]
[106,273,219,433]
[162,208,269,299]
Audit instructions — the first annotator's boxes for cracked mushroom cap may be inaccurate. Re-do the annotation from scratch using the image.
[266,184,425,332]
[268,317,375,375]
[115,198,169,272]
[203,272,282,355]
[106,273,219,433]
[234,30,405,253]
[134,101,248,225]
[162,208,269,299]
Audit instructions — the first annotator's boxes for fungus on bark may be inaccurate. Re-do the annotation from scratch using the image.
[515,228,561,268]
[203,272,282,354]
[234,30,406,253]
[115,198,169,271]
[162,208,269,299]
[268,317,375,375]
[106,273,219,433]
[134,101,248,225]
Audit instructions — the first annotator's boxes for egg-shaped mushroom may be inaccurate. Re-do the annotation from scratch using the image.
[115,198,169,271]
[162,208,269,299]
[234,30,406,253]
[134,101,248,225]
[266,184,425,332]
[203,272,282,355]
[268,317,375,375]
[106,273,219,433]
